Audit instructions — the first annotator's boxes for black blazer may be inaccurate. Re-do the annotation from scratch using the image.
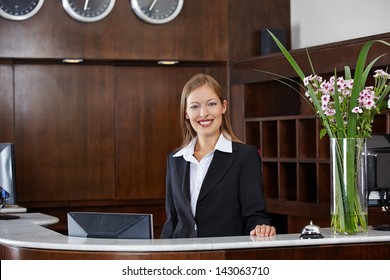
[160,142,271,238]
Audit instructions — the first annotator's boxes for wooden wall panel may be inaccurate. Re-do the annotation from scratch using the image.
[11,63,226,204]
[0,63,14,142]
[0,0,228,61]
[14,64,115,202]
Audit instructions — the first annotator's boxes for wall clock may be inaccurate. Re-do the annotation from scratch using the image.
[0,0,44,21]
[130,0,184,24]
[62,0,115,23]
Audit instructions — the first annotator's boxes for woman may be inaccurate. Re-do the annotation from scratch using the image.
[161,74,276,238]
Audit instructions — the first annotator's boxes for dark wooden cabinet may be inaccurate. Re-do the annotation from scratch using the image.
[230,33,390,232]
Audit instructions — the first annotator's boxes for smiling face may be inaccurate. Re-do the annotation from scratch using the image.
[185,84,227,139]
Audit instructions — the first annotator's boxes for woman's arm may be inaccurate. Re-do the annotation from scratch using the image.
[239,145,276,236]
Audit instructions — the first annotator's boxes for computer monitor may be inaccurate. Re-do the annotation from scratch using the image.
[0,143,19,220]
[0,143,17,205]
[367,134,390,231]
[68,212,154,239]
[367,134,390,206]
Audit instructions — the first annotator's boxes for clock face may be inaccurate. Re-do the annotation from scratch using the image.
[62,0,115,23]
[131,0,184,24]
[0,0,44,21]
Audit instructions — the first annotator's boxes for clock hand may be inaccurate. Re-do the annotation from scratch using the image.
[149,0,158,11]
[84,0,90,10]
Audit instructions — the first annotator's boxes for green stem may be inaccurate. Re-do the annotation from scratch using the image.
[331,138,368,234]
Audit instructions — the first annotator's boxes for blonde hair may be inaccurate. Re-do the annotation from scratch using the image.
[179,73,242,148]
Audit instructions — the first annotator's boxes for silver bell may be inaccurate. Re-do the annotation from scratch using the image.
[300,220,324,239]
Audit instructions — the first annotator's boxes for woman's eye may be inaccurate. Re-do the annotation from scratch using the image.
[208,102,217,106]
[189,105,199,109]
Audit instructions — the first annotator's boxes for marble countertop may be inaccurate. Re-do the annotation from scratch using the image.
[1,213,390,252]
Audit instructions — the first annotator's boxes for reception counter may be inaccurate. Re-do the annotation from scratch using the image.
[1,213,390,259]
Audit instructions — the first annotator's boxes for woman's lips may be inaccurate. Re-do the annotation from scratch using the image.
[198,120,213,127]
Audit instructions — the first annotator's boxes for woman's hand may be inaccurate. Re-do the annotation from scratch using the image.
[250,224,276,237]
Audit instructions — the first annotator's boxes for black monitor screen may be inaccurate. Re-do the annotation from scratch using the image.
[67,212,154,239]
[367,134,390,207]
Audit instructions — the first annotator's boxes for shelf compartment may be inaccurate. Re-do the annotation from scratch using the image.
[317,132,330,160]
[279,162,297,201]
[297,118,316,159]
[372,113,388,133]
[298,163,317,203]
[245,121,260,148]
[262,162,279,199]
[279,119,296,158]
[261,120,278,158]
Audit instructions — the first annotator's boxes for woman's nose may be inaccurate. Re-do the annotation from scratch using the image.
[199,106,209,117]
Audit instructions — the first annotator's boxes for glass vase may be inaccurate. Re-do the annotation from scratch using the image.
[330,138,368,234]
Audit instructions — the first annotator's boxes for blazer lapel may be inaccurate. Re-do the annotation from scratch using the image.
[172,158,191,203]
[197,143,238,202]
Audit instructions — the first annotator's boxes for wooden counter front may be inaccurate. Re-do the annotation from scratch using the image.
[1,213,390,260]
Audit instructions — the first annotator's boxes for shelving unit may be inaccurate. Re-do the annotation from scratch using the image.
[230,33,390,232]
[245,115,330,206]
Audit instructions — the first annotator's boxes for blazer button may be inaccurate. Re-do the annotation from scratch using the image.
[194,224,197,231]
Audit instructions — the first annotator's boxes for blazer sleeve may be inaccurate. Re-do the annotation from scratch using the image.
[238,145,271,233]
[160,156,178,238]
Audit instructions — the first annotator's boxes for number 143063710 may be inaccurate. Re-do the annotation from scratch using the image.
[215,266,270,276]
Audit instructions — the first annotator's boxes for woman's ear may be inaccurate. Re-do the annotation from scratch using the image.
[222,100,227,114]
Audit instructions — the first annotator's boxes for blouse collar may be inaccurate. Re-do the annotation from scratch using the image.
[173,133,232,158]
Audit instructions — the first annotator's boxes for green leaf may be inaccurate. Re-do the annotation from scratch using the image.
[306,49,316,76]
[344,66,351,80]
[267,29,306,80]
[320,128,327,139]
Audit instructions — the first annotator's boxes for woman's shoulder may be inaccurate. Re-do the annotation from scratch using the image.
[232,142,261,166]
[168,148,181,158]
[232,142,258,153]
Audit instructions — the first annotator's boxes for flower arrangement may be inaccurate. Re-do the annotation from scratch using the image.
[303,70,390,139]
[266,30,390,234]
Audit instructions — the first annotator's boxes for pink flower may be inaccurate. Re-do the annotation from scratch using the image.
[358,87,376,110]
[301,71,390,138]
[325,108,336,116]
[374,69,390,79]
[321,94,330,105]
[352,107,363,114]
